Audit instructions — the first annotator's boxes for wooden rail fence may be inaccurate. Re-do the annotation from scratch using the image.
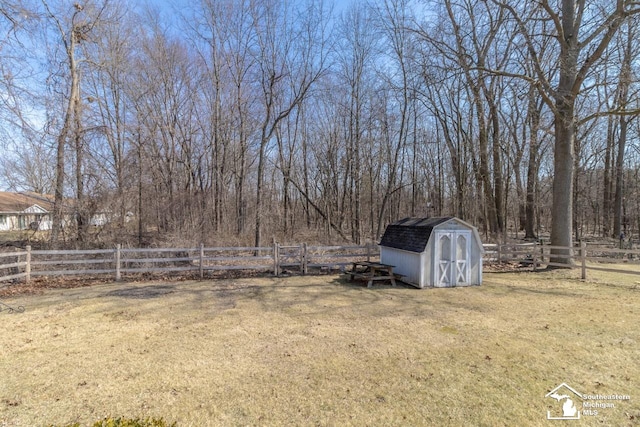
[483,242,640,279]
[0,242,377,284]
[1,242,639,285]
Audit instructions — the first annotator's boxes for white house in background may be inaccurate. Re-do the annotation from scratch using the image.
[0,191,115,231]
[379,217,484,288]
[0,192,55,231]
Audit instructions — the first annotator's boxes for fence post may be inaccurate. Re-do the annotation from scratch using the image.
[497,244,502,263]
[115,244,121,281]
[199,243,204,279]
[366,242,371,262]
[273,240,279,277]
[25,245,31,283]
[581,241,587,280]
[302,242,308,275]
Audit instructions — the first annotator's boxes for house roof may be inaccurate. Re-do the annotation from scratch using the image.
[379,217,454,253]
[0,192,55,214]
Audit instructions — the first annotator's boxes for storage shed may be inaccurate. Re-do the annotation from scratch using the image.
[379,217,483,288]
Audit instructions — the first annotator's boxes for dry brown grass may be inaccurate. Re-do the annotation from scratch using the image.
[1,267,639,426]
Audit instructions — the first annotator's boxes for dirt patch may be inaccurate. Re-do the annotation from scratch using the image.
[0,275,114,298]
[0,270,275,298]
[104,285,176,299]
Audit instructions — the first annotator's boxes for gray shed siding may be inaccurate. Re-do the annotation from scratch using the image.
[379,247,423,287]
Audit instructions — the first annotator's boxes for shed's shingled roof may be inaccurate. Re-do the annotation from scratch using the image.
[379,217,454,253]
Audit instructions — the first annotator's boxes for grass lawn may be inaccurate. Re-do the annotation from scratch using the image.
[0,267,639,426]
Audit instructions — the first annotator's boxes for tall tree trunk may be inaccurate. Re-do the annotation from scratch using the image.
[302,123,311,229]
[476,100,499,235]
[137,131,144,246]
[74,72,85,244]
[613,25,634,239]
[613,116,629,238]
[602,116,615,237]
[524,95,539,239]
[489,99,504,233]
[236,99,247,236]
[352,95,362,244]
[46,2,84,246]
[549,1,581,263]
[254,122,269,248]
[550,97,575,262]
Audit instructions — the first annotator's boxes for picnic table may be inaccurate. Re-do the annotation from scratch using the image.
[348,261,397,288]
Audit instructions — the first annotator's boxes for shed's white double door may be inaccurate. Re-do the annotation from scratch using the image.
[435,231,470,287]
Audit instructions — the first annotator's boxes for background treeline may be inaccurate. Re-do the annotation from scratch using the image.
[0,0,638,248]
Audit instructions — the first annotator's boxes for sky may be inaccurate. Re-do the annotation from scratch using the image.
[0,0,356,192]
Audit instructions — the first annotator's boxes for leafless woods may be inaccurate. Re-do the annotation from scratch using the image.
[0,0,639,255]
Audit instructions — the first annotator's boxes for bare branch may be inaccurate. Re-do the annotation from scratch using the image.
[579,107,640,126]
[539,0,565,44]
[489,0,557,102]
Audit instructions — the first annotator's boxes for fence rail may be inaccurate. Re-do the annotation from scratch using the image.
[1,241,639,285]
[485,241,640,278]
[0,242,378,284]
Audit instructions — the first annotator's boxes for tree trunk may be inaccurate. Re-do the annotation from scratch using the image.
[488,97,504,233]
[524,112,538,240]
[49,6,82,246]
[613,116,628,238]
[549,1,580,264]
[613,26,634,239]
[550,96,575,262]
[73,69,86,244]
[602,116,615,237]
[254,124,269,248]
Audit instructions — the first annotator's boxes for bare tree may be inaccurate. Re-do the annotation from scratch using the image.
[493,0,640,262]
[442,0,508,236]
[250,0,328,248]
[371,0,414,238]
[134,24,201,236]
[611,19,640,238]
[189,0,235,235]
[0,1,44,193]
[83,0,138,236]
[334,3,379,243]
[42,0,106,243]
[0,137,55,193]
